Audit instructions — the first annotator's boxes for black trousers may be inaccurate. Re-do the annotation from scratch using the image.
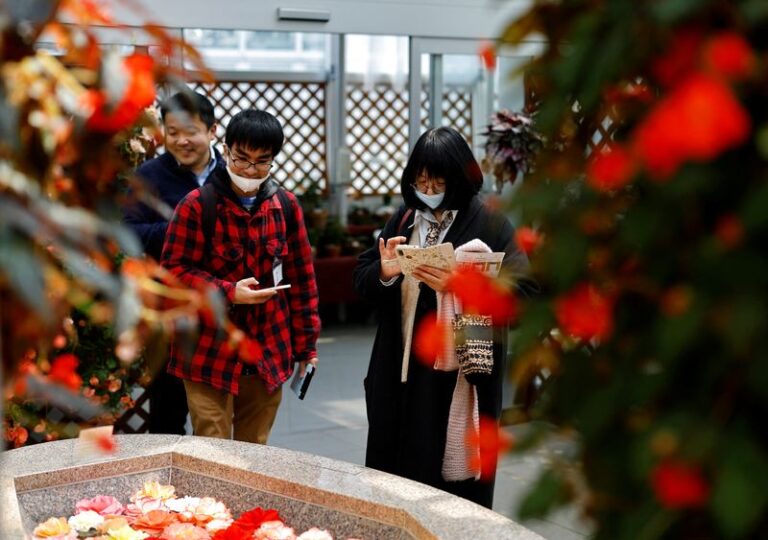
[147,369,188,435]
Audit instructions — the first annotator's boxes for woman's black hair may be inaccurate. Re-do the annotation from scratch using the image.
[161,90,216,129]
[225,109,284,157]
[400,127,483,211]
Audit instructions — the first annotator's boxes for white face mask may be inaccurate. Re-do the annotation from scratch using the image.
[414,190,445,210]
[227,165,269,194]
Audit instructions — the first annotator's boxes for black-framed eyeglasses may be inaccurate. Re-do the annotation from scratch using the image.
[227,150,274,172]
[413,176,447,193]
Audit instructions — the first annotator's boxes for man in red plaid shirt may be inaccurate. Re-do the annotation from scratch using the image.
[161,109,320,444]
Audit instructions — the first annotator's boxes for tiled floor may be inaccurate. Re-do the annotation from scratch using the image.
[269,323,591,539]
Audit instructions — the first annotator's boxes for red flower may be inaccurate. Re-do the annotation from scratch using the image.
[4,425,29,448]
[651,461,709,509]
[703,32,755,81]
[633,74,750,179]
[652,28,704,87]
[603,82,653,104]
[85,53,156,133]
[466,416,513,482]
[586,144,636,192]
[213,508,281,539]
[554,283,614,341]
[446,267,519,324]
[96,433,118,454]
[413,314,448,367]
[48,353,82,391]
[478,41,496,71]
[514,226,542,256]
[714,214,744,249]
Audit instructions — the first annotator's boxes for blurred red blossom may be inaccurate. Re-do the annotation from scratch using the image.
[703,33,756,82]
[4,424,29,448]
[466,416,514,482]
[652,28,704,87]
[554,283,614,341]
[48,353,82,391]
[632,74,750,179]
[651,461,710,509]
[96,433,117,454]
[478,41,497,71]
[446,267,520,324]
[413,314,448,366]
[515,226,542,255]
[84,53,156,133]
[714,214,745,249]
[212,508,281,540]
[586,144,637,192]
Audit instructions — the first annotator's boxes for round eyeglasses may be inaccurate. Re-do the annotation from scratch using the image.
[228,150,274,172]
[413,176,446,193]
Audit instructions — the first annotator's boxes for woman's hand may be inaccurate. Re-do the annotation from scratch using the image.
[411,265,452,293]
[233,277,278,304]
[379,236,407,280]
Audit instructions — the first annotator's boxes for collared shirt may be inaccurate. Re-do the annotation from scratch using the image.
[194,145,218,186]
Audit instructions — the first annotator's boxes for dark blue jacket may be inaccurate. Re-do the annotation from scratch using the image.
[124,148,225,260]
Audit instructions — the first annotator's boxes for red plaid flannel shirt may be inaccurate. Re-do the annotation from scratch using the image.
[161,181,320,395]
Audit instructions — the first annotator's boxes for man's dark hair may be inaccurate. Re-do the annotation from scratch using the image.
[160,90,216,129]
[400,127,483,211]
[225,109,284,157]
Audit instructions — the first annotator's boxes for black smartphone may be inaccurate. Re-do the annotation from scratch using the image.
[290,363,315,400]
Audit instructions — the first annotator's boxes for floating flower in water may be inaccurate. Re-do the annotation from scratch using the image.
[68,510,104,533]
[133,481,177,502]
[35,485,348,540]
[33,517,72,538]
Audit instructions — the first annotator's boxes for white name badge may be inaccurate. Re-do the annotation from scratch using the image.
[272,259,284,285]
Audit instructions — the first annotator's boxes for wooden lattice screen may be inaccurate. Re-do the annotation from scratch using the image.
[188,80,328,193]
[346,83,473,195]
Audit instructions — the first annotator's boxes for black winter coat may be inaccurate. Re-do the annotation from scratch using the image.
[353,196,529,508]
[123,149,225,260]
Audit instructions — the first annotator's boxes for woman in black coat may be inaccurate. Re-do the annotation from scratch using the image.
[353,127,530,508]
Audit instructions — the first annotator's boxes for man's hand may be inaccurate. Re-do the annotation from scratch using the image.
[379,236,407,280]
[298,357,318,377]
[233,277,278,304]
[411,265,452,293]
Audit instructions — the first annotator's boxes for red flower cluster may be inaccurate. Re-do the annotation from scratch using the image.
[515,226,543,255]
[4,424,29,448]
[588,30,754,189]
[478,41,497,71]
[413,314,448,366]
[651,461,710,509]
[212,508,281,540]
[446,267,520,324]
[466,416,514,482]
[586,144,636,192]
[48,353,82,391]
[632,73,750,179]
[554,283,614,341]
[84,53,156,133]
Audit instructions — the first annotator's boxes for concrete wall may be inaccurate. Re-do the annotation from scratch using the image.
[109,0,531,40]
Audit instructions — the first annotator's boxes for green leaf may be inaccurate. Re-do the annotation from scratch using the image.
[740,0,768,23]
[651,0,713,23]
[0,231,50,324]
[517,468,566,520]
[712,439,768,538]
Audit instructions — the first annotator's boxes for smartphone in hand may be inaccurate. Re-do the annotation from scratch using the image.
[290,363,315,400]
[258,284,291,293]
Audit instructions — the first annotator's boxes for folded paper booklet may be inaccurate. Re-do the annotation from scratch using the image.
[395,242,456,275]
[455,250,505,277]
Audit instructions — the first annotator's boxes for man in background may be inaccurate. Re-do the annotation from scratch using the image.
[124,90,224,434]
